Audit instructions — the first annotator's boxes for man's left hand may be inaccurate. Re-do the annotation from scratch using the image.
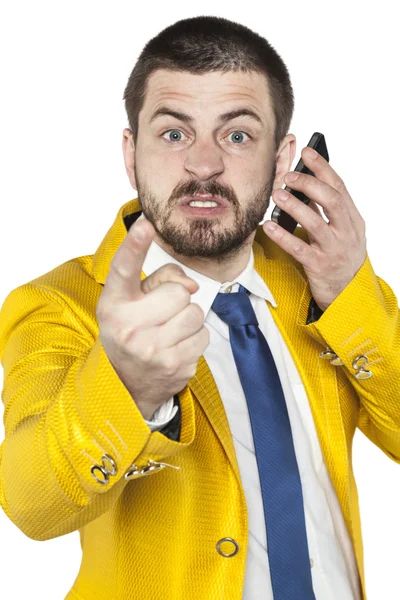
[263,147,367,312]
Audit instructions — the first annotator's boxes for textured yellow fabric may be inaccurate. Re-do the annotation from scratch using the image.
[0,198,399,600]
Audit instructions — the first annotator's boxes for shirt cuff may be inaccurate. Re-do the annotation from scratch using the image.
[144,396,179,432]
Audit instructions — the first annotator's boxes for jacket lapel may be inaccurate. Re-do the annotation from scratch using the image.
[251,245,352,532]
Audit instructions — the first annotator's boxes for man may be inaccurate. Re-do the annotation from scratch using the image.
[0,15,399,600]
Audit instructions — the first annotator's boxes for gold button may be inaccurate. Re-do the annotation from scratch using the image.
[310,558,314,568]
[225,285,232,293]
[216,538,239,557]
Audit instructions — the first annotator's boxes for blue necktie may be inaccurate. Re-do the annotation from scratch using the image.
[211,284,315,600]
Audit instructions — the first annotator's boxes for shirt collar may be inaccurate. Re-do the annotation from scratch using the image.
[142,238,277,321]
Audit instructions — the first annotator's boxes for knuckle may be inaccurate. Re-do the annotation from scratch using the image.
[191,325,209,353]
[141,341,157,363]
[188,302,205,324]
[202,325,210,347]
[160,280,190,303]
[291,198,302,214]
[188,363,198,379]
[194,332,209,359]
[305,174,317,190]
[143,265,185,292]
[336,177,346,192]
[141,277,151,292]
[276,228,286,242]
[162,353,180,376]
[331,192,344,210]
[293,243,305,254]
[308,214,321,232]
[110,255,130,280]
[165,263,185,277]
[113,324,134,349]
[174,282,191,303]
[112,315,141,349]
[128,226,145,247]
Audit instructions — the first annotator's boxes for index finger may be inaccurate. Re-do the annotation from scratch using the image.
[104,217,155,302]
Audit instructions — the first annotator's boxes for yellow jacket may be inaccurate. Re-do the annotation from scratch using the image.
[0,198,399,600]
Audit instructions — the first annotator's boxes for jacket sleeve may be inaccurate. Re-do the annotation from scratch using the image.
[298,251,400,463]
[0,284,195,541]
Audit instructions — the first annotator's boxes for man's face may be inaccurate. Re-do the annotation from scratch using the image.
[125,69,279,262]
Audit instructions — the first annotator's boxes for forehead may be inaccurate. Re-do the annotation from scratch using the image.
[142,69,272,121]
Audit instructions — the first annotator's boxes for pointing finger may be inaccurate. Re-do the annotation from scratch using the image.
[104,217,155,302]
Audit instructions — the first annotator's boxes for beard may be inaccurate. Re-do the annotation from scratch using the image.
[133,160,277,265]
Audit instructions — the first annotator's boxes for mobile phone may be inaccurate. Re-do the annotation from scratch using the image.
[270,132,329,233]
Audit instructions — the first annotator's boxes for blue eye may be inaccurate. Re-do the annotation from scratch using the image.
[162,130,187,143]
[227,131,251,144]
[161,129,251,144]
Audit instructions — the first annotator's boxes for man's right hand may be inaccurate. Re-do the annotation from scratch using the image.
[96,215,210,420]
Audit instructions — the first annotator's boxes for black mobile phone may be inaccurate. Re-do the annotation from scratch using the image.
[270,132,329,234]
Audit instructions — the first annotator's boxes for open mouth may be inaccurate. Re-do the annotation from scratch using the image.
[178,195,229,216]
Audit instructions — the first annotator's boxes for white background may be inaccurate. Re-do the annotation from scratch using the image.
[0,1,399,598]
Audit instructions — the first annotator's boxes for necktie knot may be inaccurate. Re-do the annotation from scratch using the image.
[211,284,259,327]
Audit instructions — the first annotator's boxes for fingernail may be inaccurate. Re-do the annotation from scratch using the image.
[304,147,318,159]
[285,171,299,183]
[275,189,289,201]
[264,221,277,231]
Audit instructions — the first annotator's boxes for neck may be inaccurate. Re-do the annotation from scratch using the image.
[154,235,255,284]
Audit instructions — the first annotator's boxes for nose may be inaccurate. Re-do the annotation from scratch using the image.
[184,138,224,181]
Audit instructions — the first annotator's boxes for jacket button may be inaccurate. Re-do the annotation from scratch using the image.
[90,454,117,485]
[330,356,344,366]
[319,348,337,360]
[352,355,368,370]
[216,538,239,557]
[352,355,373,379]
[319,348,343,365]
[91,464,109,485]
[355,368,373,379]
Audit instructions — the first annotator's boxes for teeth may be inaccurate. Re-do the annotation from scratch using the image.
[188,201,219,207]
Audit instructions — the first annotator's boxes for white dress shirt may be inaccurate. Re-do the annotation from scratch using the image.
[142,237,362,600]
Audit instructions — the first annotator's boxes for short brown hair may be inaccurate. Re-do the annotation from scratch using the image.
[123,16,294,152]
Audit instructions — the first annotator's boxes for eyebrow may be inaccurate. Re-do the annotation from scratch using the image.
[149,106,264,127]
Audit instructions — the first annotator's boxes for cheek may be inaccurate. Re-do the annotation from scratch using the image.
[232,167,263,192]
[140,144,186,178]
[236,151,271,181]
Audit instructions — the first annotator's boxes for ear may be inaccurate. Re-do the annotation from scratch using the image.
[122,128,137,190]
[272,133,296,193]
